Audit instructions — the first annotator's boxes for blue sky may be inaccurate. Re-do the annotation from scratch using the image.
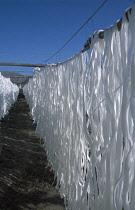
[0,0,134,75]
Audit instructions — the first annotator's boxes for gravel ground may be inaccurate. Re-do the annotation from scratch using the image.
[0,90,65,210]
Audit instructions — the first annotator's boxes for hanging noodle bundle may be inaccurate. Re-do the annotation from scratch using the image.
[23,4,135,210]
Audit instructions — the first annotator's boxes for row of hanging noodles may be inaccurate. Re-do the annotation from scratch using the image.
[23,4,135,210]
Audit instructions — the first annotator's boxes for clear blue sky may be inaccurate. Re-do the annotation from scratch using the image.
[0,0,134,75]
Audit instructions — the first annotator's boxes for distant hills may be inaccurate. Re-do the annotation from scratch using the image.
[0,71,32,86]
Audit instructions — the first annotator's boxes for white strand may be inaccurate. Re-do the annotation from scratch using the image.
[23,4,135,210]
[0,72,19,120]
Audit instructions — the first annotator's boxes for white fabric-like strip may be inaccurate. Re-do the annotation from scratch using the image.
[23,4,135,210]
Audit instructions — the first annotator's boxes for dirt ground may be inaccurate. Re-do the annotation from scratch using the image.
[0,90,65,210]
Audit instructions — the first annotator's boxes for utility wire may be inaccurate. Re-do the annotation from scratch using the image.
[42,0,108,64]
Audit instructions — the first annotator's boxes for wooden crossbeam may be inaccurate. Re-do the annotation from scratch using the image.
[82,7,132,53]
[0,62,46,68]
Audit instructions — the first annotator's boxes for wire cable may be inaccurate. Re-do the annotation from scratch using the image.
[42,0,108,64]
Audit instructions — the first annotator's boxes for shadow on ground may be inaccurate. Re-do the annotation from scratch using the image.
[0,90,65,210]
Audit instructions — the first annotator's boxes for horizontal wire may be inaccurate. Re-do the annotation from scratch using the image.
[42,0,109,64]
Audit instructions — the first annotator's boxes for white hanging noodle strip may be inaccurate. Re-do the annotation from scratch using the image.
[0,72,19,120]
[23,4,135,210]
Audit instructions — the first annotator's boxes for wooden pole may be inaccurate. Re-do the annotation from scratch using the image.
[0,62,46,68]
[82,7,132,53]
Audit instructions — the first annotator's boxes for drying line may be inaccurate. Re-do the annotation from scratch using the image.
[42,0,109,64]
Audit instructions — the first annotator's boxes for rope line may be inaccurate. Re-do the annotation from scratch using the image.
[42,0,109,64]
